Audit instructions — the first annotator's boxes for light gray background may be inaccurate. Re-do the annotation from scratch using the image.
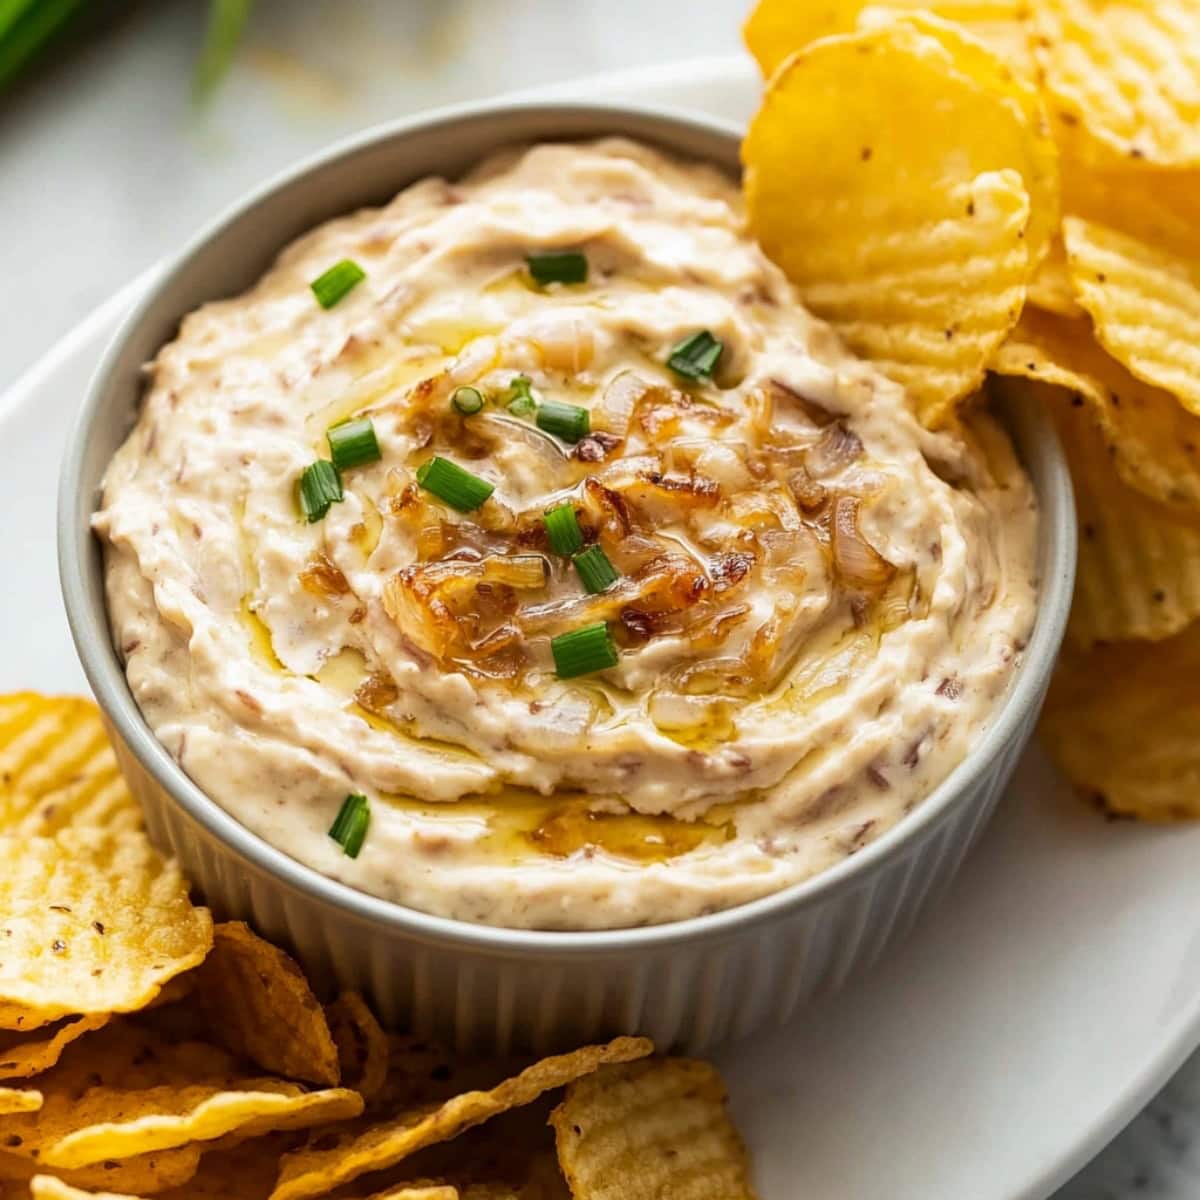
[0,2,1194,1194]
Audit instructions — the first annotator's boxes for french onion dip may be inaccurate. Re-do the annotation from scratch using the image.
[96,139,1038,929]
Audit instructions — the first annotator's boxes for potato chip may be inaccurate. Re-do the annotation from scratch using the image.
[0,695,141,839]
[1032,0,1200,167]
[0,1015,110,1080]
[743,21,1049,426]
[371,1189,458,1200]
[549,1058,754,1200]
[1027,239,1085,318]
[0,1087,41,1114]
[990,308,1200,507]
[743,0,1031,77]
[0,831,212,1028]
[326,994,389,1102]
[270,1037,653,1200]
[1049,391,1200,645]
[1041,622,1200,820]
[194,923,338,1087]
[1061,215,1200,415]
[31,1179,142,1200]
[0,1146,202,1196]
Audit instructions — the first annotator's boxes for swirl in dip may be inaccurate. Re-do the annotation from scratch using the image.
[95,139,1038,930]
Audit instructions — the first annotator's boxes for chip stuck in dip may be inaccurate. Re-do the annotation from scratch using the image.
[94,138,1038,930]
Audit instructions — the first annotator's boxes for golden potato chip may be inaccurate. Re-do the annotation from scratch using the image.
[1027,239,1085,318]
[743,21,1049,426]
[30,1179,142,1200]
[0,694,141,839]
[1050,391,1200,645]
[1041,622,1200,820]
[1032,0,1200,167]
[0,1087,41,1114]
[194,923,338,1087]
[326,994,389,1101]
[0,1146,202,1196]
[0,1015,110,1081]
[270,1037,653,1200]
[990,308,1200,507]
[371,1189,459,1200]
[743,0,1031,77]
[1062,215,1200,415]
[549,1059,754,1200]
[0,831,212,1029]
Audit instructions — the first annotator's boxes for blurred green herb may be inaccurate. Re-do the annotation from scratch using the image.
[194,0,252,100]
[0,0,83,90]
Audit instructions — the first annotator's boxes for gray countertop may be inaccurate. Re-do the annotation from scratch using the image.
[1,2,1195,1194]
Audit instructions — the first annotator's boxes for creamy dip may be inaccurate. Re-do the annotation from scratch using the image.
[96,138,1038,929]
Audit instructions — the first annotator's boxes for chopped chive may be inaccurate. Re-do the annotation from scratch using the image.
[328,793,370,858]
[543,503,584,556]
[551,623,619,679]
[452,386,485,415]
[573,545,620,594]
[505,375,537,418]
[667,330,724,381]
[310,259,365,309]
[327,418,381,471]
[416,456,495,512]
[536,400,590,443]
[527,250,588,286]
[298,460,343,523]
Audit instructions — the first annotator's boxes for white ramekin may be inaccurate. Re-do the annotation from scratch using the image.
[59,99,1076,1054]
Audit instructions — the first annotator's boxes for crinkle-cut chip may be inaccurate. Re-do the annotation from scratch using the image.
[0,1146,202,1196]
[1032,0,1200,167]
[326,994,389,1101]
[0,1015,110,1080]
[549,1058,755,1200]
[1062,215,1200,415]
[0,831,212,1028]
[0,695,141,839]
[990,309,1200,507]
[743,0,1030,77]
[0,1087,41,1113]
[270,1037,653,1200]
[1028,239,1085,318]
[743,22,1044,426]
[194,923,338,1087]
[1050,393,1200,645]
[1041,623,1200,820]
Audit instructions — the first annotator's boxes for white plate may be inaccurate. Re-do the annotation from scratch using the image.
[6,54,1200,1200]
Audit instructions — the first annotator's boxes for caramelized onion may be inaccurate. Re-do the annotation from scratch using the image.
[831,496,897,592]
[807,421,863,475]
[480,554,547,589]
[595,370,648,437]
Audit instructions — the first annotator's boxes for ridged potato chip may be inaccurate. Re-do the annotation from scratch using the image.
[0,1087,41,1114]
[743,21,1049,426]
[0,1146,202,1196]
[1051,392,1200,645]
[0,695,141,838]
[326,994,389,1102]
[270,1037,653,1200]
[1032,0,1200,167]
[1062,215,1200,415]
[194,923,339,1087]
[990,308,1200,507]
[0,1015,110,1081]
[549,1058,754,1200]
[1041,622,1200,820]
[744,0,1032,77]
[1027,239,1084,318]
[0,831,212,1028]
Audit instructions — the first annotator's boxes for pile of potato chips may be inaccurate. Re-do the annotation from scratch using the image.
[0,695,756,1199]
[742,0,1200,821]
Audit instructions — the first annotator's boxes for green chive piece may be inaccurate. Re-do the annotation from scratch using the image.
[573,545,620,594]
[505,375,537,418]
[452,386,485,416]
[551,623,619,679]
[536,400,590,443]
[667,330,724,381]
[328,793,370,858]
[311,259,365,309]
[327,418,381,471]
[527,250,588,286]
[299,460,343,523]
[416,457,495,512]
[543,503,584,556]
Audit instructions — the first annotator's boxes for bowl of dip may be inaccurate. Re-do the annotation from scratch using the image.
[59,100,1075,1053]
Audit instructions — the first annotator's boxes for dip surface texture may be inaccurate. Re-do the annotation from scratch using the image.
[96,139,1038,929]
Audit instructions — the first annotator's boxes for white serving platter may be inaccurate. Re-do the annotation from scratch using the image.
[5,53,1199,1200]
